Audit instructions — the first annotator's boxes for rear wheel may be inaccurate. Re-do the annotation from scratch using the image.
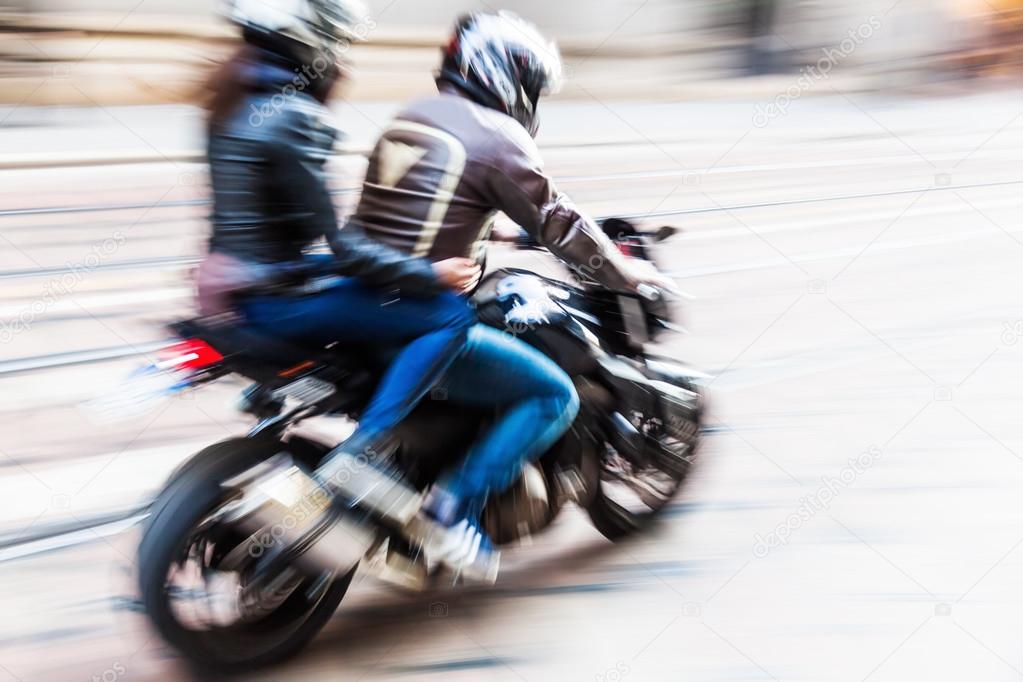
[137,437,355,672]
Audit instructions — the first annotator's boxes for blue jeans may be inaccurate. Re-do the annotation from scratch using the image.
[239,277,474,436]
[437,325,580,516]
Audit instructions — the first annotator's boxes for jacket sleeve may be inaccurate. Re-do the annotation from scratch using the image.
[483,140,638,292]
[325,221,446,296]
[267,112,446,297]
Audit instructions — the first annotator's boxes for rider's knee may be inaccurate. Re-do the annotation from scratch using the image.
[563,381,581,422]
[546,372,580,424]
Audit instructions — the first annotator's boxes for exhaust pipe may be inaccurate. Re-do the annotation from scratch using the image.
[222,456,377,576]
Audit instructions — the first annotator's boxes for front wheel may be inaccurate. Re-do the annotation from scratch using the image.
[137,437,355,672]
[586,412,701,541]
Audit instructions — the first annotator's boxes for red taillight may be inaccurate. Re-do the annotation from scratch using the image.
[157,338,224,371]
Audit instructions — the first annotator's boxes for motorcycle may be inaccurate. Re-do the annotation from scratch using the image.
[131,221,706,670]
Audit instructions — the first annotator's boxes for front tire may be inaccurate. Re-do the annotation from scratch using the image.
[137,437,355,672]
[586,406,701,541]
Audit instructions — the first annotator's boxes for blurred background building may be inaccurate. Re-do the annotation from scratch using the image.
[2,0,1021,106]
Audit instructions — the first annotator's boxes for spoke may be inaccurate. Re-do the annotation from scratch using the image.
[601,436,688,515]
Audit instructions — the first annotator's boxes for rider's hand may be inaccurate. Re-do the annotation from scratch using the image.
[489,222,523,243]
[433,258,481,294]
[621,258,679,296]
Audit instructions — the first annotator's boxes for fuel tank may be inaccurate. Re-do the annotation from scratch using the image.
[474,269,601,376]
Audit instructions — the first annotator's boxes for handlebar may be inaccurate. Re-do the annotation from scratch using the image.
[635,283,661,301]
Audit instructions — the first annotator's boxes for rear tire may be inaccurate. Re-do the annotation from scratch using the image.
[138,437,355,672]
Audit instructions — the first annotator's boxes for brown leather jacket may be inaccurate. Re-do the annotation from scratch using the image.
[352,90,637,292]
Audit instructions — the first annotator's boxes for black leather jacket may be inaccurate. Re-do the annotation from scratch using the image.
[200,59,443,313]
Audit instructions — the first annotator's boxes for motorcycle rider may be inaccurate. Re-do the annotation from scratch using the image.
[197,1,583,581]
[324,11,675,578]
[198,0,481,476]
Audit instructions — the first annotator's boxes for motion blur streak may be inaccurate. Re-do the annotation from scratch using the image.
[1,1,1022,680]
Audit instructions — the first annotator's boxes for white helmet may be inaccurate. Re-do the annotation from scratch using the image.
[437,12,563,136]
[223,0,372,59]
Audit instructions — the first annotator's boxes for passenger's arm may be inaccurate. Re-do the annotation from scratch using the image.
[267,115,447,296]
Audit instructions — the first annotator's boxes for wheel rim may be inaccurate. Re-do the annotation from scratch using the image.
[162,495,331,636]
[599,429,695,520]
[599,450,681,517]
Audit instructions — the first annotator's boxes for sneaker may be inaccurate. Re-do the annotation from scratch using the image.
[420,516,500,583]
[409,489,499,583]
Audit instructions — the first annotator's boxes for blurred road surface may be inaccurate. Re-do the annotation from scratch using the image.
[1,91,1023,681]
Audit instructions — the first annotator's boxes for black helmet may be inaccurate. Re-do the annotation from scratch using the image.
[437,11,564,137]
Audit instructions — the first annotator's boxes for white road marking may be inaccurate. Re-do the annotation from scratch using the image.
[0,286,189,320]
[670,218,1023,279]
[678,195,1023,242]
[0,514,146,563]
[0,440,209,538]
[560,149,1023,184]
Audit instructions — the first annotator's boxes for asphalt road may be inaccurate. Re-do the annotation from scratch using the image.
[1,91,1023,681]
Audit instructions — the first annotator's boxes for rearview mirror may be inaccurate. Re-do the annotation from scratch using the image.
[653,225,679,243]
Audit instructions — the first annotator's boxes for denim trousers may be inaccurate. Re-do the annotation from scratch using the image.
[239,276,474,435]
[240,280,579,519]
[437,325,580,515]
